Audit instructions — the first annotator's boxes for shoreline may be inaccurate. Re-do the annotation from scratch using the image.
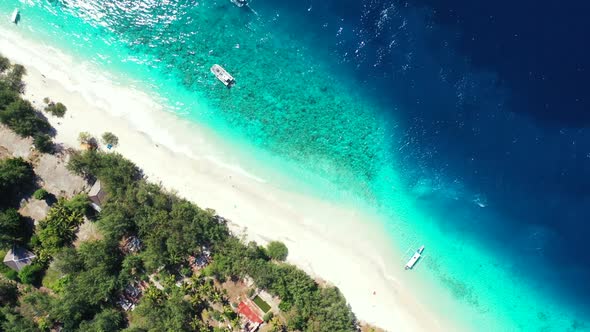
[0,25,465,331]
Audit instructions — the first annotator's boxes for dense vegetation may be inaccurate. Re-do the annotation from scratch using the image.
[0,209,27,249]
[35,198,85,264]
[0,157,35,208]
[0,149,358,331]
[0,54,53,153]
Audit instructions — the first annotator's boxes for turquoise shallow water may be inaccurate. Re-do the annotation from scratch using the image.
[1,1,589,331]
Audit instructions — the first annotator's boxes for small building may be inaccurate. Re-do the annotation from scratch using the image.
[117,280,148,311]
[237,301,262,332]
[88,180,107,212]
[3,246,36,271]
[121,236,142,254]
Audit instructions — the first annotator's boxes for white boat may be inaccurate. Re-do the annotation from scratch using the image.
[405,245,425,270]
[11,9,19,24]
[210,64,236,88]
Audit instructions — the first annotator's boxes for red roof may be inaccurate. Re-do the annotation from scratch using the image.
[238,301,263,324]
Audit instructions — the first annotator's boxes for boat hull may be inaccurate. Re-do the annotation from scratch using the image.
[11,9,19,24]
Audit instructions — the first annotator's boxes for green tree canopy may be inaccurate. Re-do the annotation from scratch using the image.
[0,99,50,137]
[77,308,125,332]
[0,279,18,306]
[101,132,119,147]
[49,240,122,330]
[59,148,358,331]
[4,64,26,93]
[0,158,35,208]
[0,208,25,248]
[32,188,48,200]
[63,194,90,217]
[0,306,39,332]
[18,263,44,286]
[18,290,53,330]
[37,198,85,262]
[33,134,53,154]
[67,150,141,196]
[0,87,18,109]
[266,241,289,261]
[130,287,195,331]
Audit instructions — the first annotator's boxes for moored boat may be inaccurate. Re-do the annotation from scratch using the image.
[210,64,236,88]
[404,245,425,270]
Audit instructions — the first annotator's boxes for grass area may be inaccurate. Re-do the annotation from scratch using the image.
[253,295,271,313]
[41,264,64,292]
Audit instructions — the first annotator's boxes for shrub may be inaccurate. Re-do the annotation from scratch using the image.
[2,269,18,281]
[18,263,45,286]
[101,132,119,147]
[33,188,49,200]
[44,102,67,117]
[33,134,53,153]
[266,241,288,261]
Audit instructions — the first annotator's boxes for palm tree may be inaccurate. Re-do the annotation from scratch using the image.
[211,290,223,304]
[189,315,208,331]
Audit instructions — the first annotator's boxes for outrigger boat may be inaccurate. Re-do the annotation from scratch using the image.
[210,64,236,88]
[11,9,19,24]
[405,245,425,270]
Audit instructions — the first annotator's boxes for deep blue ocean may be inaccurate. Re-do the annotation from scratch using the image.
[1,0,589,329]
[259,0,590,310]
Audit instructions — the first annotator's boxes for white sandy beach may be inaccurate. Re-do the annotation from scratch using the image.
[0,25,466,331]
